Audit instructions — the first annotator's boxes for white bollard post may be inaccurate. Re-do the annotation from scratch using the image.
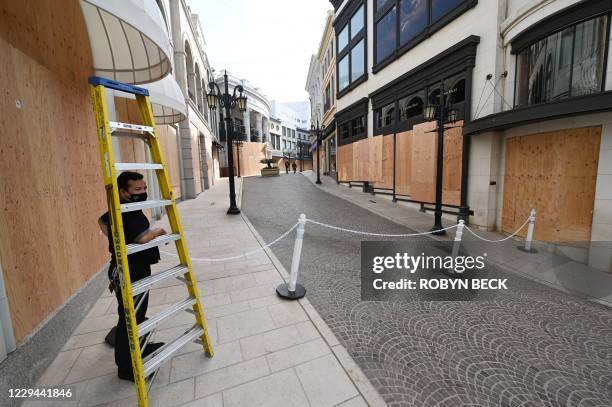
[276,214,307,299]
[519,208,538,253]
[451,220,465,273]
[451,220,465,258]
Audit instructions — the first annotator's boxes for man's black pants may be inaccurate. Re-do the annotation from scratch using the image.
[113,264,151,373]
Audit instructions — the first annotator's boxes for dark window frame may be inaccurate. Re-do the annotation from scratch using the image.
[370,36,479,135]
[337,97,369,145]
[335,0,368,98]
[512,11,611,108]
[373,0,478,73]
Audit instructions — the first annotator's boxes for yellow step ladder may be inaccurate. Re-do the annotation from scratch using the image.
[88,76,213,407]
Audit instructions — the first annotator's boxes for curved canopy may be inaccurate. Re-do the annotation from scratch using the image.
[115,75,187,124]
[80,0,172,84]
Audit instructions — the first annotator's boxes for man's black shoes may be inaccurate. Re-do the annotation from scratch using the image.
[117,341,165,382]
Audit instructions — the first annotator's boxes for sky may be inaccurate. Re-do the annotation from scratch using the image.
[192,0,332,103]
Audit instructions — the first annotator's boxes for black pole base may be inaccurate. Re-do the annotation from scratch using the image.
[517,245,538,254]
[430,226,447,236]
[315,180,322,185]
[276,283,306,300]
[227,206,241,215]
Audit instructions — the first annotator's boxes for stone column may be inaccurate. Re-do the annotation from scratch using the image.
[262,117,268,143]
[255,114,263,143]
[169,0,196,199]
[243,108,251,140]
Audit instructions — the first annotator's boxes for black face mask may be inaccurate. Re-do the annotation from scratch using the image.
[129,192,148,202]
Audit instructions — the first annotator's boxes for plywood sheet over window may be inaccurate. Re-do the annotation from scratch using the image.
[338,143,354,181]
[337,122,463,204]
[374,135,395,189]
[410,122,438,202]
[0,1,105,341]
[502,127,601,242]
[232,142,267,177]
[395,130,413,196]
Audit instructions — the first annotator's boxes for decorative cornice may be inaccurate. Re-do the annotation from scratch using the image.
[369,36,480,108]
[464,91,612,135]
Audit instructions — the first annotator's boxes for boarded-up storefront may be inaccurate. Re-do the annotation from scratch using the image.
[232,142,267,177]
[338,121,464,206]
[502,127,601,242]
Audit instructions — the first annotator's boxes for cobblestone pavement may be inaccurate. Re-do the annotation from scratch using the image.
[242,174,612,407]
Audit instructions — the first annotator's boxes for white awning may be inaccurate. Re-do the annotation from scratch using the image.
[80,0,172,84]
[115,75,187,124]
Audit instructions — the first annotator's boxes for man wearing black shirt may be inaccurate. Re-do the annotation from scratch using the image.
[99,171,165,382]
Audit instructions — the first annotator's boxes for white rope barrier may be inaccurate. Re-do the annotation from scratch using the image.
[159,210,536,269]
[160,222,299,262]
[463,215,531,243]
[305,219,459,237]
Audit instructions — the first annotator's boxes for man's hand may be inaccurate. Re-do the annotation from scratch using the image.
[136,228,167,244]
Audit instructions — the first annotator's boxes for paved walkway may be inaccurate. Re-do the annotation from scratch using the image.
[30,178,382,407]
[242,173,612,407]
[300,171,612,307]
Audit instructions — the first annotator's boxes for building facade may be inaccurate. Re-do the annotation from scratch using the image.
[165,0,220,198]
[0,0,222,369]
[329,0,612,272]
[307,10,338,177]
[214,72,272,177]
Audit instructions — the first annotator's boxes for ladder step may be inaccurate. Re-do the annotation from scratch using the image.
[132,265,188,296]
[121,200,173,213]
[138,297,196,337]
[143,325,204,376]
[126,234,181,255]
[109,121,154,134]
[115,163,163,171]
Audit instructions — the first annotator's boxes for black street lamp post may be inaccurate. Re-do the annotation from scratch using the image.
[207,70,247,215]
[297,140,303,172]
[310,121,325,185]
[423,81,459,235]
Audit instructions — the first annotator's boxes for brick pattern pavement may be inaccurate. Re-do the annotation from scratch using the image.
[242,173,612,407]
[29,178,376,407]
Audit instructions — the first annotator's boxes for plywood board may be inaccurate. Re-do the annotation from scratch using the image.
[410,122,438,202]
[337,144,353,181]
[0,1,107,341]
[374,135,395,189]
[441,121,463,206]
[502,126,600,242]
[396,131,413,196]
[368,136,384,182]
[233,142,267,176]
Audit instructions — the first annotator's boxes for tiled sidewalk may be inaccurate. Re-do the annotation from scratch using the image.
[31,178,383,407]
[301,170,612,307]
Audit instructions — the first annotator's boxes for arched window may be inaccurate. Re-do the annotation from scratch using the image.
[399,96,423,122]
[184,41,195,101]
[449,79,466,104]
[195,63,202,111]
[201,78,208,121]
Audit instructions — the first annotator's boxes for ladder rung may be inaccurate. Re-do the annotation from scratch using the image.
[109,121,154,134]
[138,297,196,337]
[126,234,180,255]
[115,163,163,171]
[132,265,188,296]
[121,200,172,213]
[143,325,204,376]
